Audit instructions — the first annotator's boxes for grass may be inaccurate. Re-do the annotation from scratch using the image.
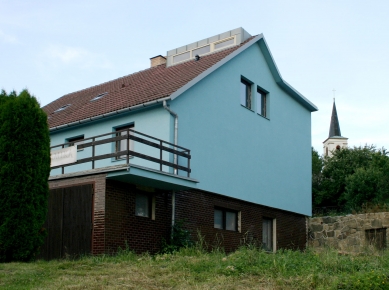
[1,246,389,289]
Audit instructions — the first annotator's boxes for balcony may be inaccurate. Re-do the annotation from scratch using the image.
[49,128,198,190]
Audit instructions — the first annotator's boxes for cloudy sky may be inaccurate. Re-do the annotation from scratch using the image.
[1,0,388,153]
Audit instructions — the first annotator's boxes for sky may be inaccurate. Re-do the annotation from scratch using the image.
[1,0,389,153]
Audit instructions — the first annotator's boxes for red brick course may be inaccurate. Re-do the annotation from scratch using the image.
[174,189,307,252]
[48,176,306,255]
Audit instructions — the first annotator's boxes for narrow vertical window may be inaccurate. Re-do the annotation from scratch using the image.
[257,88,267,117]
[262,218,273,252]
[115,124,134,159]
[135,193,150,217]
[241,79,252,110]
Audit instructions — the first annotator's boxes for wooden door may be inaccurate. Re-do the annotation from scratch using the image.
[39,184,93,260]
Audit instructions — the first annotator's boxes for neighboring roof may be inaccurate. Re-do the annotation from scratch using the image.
[43,34,318,131]
[328,100,342,138]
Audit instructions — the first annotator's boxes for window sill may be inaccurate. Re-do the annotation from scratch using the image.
[240,104,255,112]
[257,113,270,120]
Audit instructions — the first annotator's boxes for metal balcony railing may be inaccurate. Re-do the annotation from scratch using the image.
[50,128,191,177]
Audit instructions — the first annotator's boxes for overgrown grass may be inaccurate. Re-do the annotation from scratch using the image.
[1,246,389,289]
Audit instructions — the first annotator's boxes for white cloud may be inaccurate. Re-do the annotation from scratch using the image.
[0,30,17,43]
[45,45,113,69]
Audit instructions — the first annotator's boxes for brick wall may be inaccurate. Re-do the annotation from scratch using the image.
[48,174,106,255]
[105,180,172,254]
[175,189,307,252]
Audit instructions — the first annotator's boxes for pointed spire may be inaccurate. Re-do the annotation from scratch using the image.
[328,99,341,137]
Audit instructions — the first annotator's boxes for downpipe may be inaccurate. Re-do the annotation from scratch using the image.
[163,100,178,175]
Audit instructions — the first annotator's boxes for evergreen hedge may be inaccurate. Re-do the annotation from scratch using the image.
[0,89,50,262]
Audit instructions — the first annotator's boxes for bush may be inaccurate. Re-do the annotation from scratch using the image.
[0,89,50,262]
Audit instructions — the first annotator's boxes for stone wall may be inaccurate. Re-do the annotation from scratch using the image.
[308,212,389,253]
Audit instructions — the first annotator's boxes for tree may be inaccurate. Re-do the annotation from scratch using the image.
[0,89,50,262]
[313,145,389,210]
[312,147,323,202]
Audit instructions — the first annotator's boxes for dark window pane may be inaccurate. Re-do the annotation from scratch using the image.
[214,209,223,229]
[135,193,150,217]
[226,211,237,231]
[262,218,273,251]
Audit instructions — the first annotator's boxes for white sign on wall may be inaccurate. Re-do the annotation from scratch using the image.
[50,146,77,167]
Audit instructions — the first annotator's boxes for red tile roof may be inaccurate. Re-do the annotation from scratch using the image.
[43,38,254,129]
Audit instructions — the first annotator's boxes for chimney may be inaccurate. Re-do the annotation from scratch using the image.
[150,55,167,67]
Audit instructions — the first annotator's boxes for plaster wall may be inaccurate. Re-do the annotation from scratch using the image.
[49,106,173,176]
[170,42,312,215]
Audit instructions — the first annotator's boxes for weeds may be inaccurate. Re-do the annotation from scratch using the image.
[1,246,389,289]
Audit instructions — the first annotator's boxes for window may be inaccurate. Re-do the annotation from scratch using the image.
[214,208,238,231]
[135,193,151,217]
[262,218,275,252]
[67,135,84,151]
[115,124,134,159]
[54,104,71,113]
[257,88,268,117]
[91,92,107,102]
[241,79,252,109]
[366,228,386,250]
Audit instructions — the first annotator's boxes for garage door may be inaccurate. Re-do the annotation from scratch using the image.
[39,184,93,260]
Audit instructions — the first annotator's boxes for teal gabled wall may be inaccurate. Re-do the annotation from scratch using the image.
[170,42,312,216]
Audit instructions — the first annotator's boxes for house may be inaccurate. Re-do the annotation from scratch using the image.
[41,28,318,259]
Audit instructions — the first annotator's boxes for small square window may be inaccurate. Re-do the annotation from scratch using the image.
[262,217,274,252]
[257,88,268,117]
[240,79,252,110]
[135,193,151,218]
[67,135,84,151]
[214,207,238,231]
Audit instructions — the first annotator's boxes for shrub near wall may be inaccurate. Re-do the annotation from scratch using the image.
[0,90,50,262]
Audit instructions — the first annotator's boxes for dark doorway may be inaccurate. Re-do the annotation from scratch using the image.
[39,184,93,260]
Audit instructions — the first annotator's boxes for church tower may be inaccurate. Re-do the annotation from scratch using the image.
[323,99,348,157]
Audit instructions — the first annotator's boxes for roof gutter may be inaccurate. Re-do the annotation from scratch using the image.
[49,96,171,132]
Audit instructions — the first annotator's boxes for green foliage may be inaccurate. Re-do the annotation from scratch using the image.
[313,145,389,210]
[2,247,389,289]
[161,220,193,254]
[312,147,323,200]
[0,89,50,262]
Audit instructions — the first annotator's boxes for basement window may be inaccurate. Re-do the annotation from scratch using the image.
[366,228,386,250]
[54,104,71,113]
[91,92,107,102]
[214,207,239,231]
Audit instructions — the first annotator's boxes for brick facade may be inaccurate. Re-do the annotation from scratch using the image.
[47,176,307,256]
[175,189,307,252]
[105,180,171,254]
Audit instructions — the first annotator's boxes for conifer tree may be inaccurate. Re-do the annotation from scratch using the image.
[0,89,50,261]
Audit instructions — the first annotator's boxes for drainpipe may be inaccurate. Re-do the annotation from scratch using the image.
[162,100,178,175]
[171,191,176,234]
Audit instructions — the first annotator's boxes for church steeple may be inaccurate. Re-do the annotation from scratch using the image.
[323,98,348,157]
[328,99,342,137]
